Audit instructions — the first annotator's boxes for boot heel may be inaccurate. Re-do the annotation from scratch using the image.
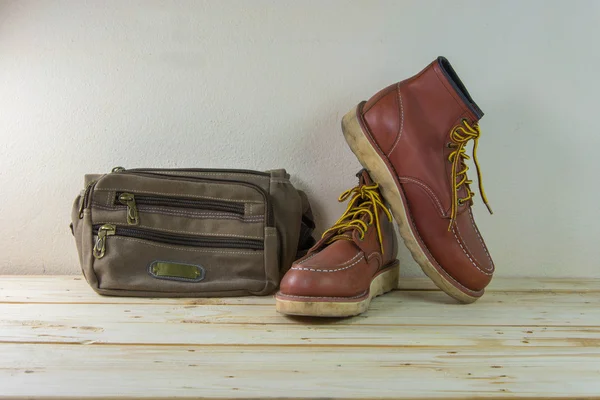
[372,260,400,298]
[341,106,371,170]
[341,105,394,190]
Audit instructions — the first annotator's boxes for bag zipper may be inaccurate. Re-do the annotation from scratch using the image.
[116,167,270,177]
[78,180,98,219]
[115,192,246,225]
[92,224,264,259]
[111,168,274,226]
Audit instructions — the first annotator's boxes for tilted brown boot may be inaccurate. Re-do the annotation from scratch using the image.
[341,57,494,303]
[275,170,399,317]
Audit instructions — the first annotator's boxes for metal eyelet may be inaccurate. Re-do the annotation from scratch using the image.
[446,142,454,148]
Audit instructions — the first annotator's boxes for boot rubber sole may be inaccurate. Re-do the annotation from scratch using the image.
[341,105,481,304]
[275,261,399,317]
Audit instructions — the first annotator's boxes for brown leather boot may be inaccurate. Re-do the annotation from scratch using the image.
[275,170,399,317]
[341,57,494,303]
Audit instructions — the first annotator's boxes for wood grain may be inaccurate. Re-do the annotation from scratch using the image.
[1,276,599,399]
[2,276,600,304]
[3,344,600,399]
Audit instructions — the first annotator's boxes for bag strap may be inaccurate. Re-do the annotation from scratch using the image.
[296,190,316,258]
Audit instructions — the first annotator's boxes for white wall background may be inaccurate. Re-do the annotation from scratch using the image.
[1,0,599,277]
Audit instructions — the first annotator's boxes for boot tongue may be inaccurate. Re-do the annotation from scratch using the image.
[356,169,374,186]
[354,169,377,221]
[306,169,377,254]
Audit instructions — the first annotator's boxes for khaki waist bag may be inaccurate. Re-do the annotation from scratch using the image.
[71,167,315,297]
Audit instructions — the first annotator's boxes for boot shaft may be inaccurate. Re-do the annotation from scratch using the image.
[361,57,484,216]
[363,57,483,155]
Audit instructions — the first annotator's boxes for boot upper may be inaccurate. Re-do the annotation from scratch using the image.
[278,170,397,299]
[359,57,494,293]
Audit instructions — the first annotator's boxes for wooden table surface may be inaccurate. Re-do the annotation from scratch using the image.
[1,276,599,399]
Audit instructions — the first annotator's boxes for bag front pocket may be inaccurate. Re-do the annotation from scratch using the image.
[92,224,264,257]
[113,192,247,225]
[111,169,274,226]
[90,224,274,296]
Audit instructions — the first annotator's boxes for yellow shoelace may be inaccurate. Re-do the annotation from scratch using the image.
[447,119,493,230]
[321,183,392,254]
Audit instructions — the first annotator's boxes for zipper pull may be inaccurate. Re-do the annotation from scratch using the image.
[112,166,126,173]
[118,193,139,225]
[93,224,116,259]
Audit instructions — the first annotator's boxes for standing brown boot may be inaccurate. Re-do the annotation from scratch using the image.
[275,170,399,317]
[341,57,494,303]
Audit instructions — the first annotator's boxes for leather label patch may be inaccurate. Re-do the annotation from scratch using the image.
[148,261,205,283]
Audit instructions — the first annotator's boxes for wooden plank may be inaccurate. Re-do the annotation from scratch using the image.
[2,344,600,399]
[2,314,599,347]
[2,276,600,305]
[1,291,599,330]
[0,276,272,305]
